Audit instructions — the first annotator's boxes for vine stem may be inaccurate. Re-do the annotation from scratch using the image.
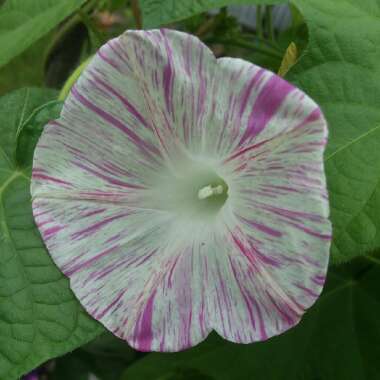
[266,5,275,41]
[256,5,263,38]
[241,32,280,50]
[209,37,283,59]
[131,0,142,29]
[79,8,105,48]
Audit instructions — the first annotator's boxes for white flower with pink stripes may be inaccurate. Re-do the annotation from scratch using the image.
[31,29,331,352]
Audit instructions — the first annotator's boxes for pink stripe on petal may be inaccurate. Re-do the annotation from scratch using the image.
[71,86,161,159]
[134,290,156,351]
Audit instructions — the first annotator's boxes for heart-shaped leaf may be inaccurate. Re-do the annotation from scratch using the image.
[287,0,380,263]
[0,88,103,380]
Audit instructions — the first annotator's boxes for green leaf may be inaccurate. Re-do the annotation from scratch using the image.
[286,0,380,263]
[0,35,49,96]
[121,259,380,380]
[139,0,287,28]
[0,0,87,68]
[0,88,102,380]
[16,100,62,168]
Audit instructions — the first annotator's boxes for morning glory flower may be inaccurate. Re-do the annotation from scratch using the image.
[31,29,331,352]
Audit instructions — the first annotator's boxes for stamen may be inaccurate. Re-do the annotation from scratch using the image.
[198,184,224,200]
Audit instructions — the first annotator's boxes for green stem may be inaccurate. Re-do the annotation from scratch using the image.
[256,5,263,39]
[195,16,216,36]
[211,37,282,59]
[79,8,105,48]
[266,5,275,41]
[131,0,142,29]
[241,32,280,50]
[196,7,226,37]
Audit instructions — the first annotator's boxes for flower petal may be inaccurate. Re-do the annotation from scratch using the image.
[31,29,218,352]
[33,197,214,351]
[202,57,331,342]
[32,29,331,352]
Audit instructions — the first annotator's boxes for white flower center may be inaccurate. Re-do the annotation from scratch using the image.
[144,156,230,222]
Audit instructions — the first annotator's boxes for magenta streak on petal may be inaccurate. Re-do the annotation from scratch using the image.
[33,209,50,217]
[32,173,72,187]
[287,221,331,240]
[61,143,84,157]
[89,260,127,285]
[59,192,128,203]
[265,290,298,326]
[231,233,259,270]
[103,161,137,178]
[302,254,322,268]
[105,233,122,244]
[81,208,107,218]
[161,30,175,117]
[109,39,129,65]
[258,203,324,223]
[294,283,320,298]
[292,108,322,131]
[91,72,151,129]
[96,290,126,319]
[233,162,247,173]
[62,147,138,182]
[215,263,232,335]
[167,255,180,288]
[65,244,120,276]
[183,35,192,76]
[216,95,234,151]
[261,185,301,194]
[247,241,281,267]
[199,297,206,337]
[90,250,155,285]
[90,259,128,282]
[224,135,276,163]
[312,274,326,286]
[36,218,54,228]
[182,111,189,145]
[43,225,65,241]
[249,191,277,199]
[229,258,256,332]
[162,107,174,133]
[71,212,130,240]
[214,275,227,337]
[249,295,267,340]
[73,161,144,190]
[239,76,294,144]
[159,318,167,352]
[238,216,283,238]
[196,47,206,126]
[137,84,173,155]
[136,250,157,266]
[71,86,161,159]
[136,290,157,351]
[239,69,266,116]
[98,49,121,72]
